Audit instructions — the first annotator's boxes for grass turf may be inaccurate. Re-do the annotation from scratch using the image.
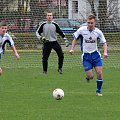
[0,51,120,120]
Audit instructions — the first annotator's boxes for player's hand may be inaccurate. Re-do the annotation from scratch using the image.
[65,40,70,47]
[103,53,108,59]
[69,49,74,55]
[15,53,20,60]
[41,37,49,43]
[63,37,69,47]
[42,37,46,42]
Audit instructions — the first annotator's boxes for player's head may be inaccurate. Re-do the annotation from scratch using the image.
[0,21,8,36]
[87,14,96,30]
[46,11,53,22]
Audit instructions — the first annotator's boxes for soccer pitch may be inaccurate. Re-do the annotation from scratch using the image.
[0,51,120,120]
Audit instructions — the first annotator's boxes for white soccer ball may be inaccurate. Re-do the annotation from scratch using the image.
[53,88,64,100]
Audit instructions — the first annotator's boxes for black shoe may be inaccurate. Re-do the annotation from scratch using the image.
[86,77,90,82]
[58,68,62,74]
[43,71,47,74]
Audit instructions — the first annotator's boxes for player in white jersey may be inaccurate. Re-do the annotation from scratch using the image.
[69,14,108,96]
[0,21,20,76]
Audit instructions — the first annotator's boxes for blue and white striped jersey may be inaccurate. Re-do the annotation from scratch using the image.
[0,33,14,54]
[73,26,106,53]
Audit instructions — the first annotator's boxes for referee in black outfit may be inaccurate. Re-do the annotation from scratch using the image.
[36,11,69,74]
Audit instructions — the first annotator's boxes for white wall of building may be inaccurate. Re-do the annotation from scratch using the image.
[118,0,120,18]
[68,0,120,20]
[68,0,87,20]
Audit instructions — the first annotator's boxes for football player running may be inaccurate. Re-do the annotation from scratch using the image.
[69,14,108,96]
[0,21,20,76]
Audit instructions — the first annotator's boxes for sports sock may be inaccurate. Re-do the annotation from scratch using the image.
[96,79,103,93]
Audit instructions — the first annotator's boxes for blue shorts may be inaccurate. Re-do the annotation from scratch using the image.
[82,51,102,71]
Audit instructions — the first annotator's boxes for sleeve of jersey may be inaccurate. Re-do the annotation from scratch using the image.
[99,30,106,44]
[4,34,14,47]
[2,34,14,53]
[54,23,65,38]
[36,23,44,39]
[73,28,81,39]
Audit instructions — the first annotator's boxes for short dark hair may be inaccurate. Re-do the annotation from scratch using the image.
[0,21,7,27]
[46,11,53,16]
[87,14,96,21]
[47,11,52,13]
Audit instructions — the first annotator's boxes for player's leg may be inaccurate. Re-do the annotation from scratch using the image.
[85,69,94,81]
[0,67,2,75]
[95,66,103,79]
[94,66,103,96]
[82,53,94,81]
[42,43,52,74]
[52,41,64,74]
[93,52,103,96]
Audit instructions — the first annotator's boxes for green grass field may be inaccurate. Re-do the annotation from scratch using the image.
[0,51,120,120]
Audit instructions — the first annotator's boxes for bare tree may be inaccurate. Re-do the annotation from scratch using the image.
[87,0,119,31]
[65,0,68,17]
[87,0,96,16]
[107,0,120,19]
[0,0,16,18]
[98,0,107,30]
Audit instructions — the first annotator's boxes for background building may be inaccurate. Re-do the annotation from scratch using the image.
[68,0,120,21]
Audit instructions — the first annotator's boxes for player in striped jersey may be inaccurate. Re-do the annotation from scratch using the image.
[69,14,108,96]
[0,21,20,76]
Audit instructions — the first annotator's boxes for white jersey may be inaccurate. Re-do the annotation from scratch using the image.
[0,33,14,53]
[73,26,106,53]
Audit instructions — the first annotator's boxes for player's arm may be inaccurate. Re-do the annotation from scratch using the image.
[5,33,20,59]
[36,23,44,40]
[36,23,49,43]
[69,38,77,55]
[11,45,20,60]
[54,22,69,47]
[69,29,80,54]
[99,30,108,59]
[103,43,108,59]
[54,22,65,38]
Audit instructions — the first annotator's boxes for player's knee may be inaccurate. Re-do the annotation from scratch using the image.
[0,68,2,76]
[96,71,102,76]
[87,75,94,80]
[89,76,94,80]
[96,71,102,79]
